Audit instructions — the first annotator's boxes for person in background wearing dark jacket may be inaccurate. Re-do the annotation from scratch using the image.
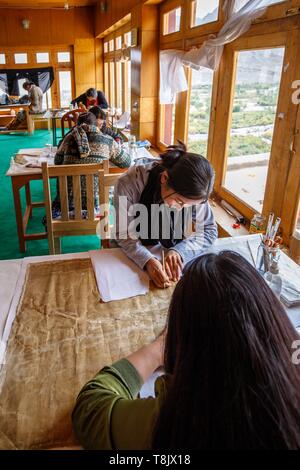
[71,88,108,110]
[89,105,123,144]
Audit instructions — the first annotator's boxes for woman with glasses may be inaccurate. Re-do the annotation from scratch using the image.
[113,142,218,288]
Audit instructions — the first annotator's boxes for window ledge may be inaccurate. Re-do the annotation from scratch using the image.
[210,200,249,238]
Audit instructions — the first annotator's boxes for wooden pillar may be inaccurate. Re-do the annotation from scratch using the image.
[74,38,97,97]
[130,4,159,142]
[95,39,105,92]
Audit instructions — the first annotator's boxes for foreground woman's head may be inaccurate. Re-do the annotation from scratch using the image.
[153,251,300,449]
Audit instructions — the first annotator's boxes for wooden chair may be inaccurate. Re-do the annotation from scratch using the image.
[60,108,86,138]
[42,161,109,255]
[99,169,125,249]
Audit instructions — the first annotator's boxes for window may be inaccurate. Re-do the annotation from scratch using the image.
[58,70,72,107]
[163,7,181,35]
[109,62,115,107]
[104,62,109,101]
[191,0,219,28]
[36,52,49,63]
[109,40,115,52]
[0,54,6,65]
[57,52,70,63]
[104,42,109,53]
[161,104,175,146]
[116,62,123,110]
[235,0,286,11]
[188,68,214,157]
[124,32,132,47]
[116,36,122,50]
[17,78,29,96]
[126,61,131,112]
[14,53,28,64]
[224,48,285,212]
[42,88,52,110]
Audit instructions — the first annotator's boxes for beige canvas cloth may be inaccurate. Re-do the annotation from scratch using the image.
[0,258,173,449]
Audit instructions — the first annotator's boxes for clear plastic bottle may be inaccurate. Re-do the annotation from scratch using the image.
[10,156,16,171]
[128,135,137,162]
[264,259,282,298]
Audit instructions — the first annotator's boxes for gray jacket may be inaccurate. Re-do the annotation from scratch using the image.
[113,162,218,270]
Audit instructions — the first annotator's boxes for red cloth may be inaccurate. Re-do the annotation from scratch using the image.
[87,97,99,108]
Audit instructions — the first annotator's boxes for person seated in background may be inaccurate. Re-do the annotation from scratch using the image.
[114,143,217,287]
[53,111,130,215]
[89,105,124,144]
[0,90,10,105]
[71,88,108,110]
[22,81,43,114]
[72,251,300,450]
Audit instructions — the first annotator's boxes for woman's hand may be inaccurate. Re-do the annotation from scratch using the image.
[165,250,183,282]
[126,329,166,383]
[146,258,171,289]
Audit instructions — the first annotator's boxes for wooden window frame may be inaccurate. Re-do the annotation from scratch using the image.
[104,60,110,103]
[186,65,218,160]
[186,0,223,39]
[250,0,300,23]
[210,30,300,244]
[57,68,74,109]
[0,45,74,109]
[35,51,50,64]
[115,61,123,110]
[160,0,184,43]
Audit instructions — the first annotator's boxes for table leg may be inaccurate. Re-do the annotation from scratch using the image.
[25,182,33,218]
[11,179,26,253]
[52,117,57,147]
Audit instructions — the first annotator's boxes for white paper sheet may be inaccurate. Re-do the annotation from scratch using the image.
[90,248,151,302]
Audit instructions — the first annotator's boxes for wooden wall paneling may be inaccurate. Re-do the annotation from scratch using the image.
[0,7,93,47]
[95,39,104,92]
[130,3,159,141]
[74,38,97,96]
[95,0,140,37]
[49,9,75,45]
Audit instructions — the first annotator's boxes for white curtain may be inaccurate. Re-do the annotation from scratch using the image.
[160,0,271,104]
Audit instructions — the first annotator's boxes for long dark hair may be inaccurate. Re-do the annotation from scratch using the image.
[152,251,300,449]
[160,142,215,201]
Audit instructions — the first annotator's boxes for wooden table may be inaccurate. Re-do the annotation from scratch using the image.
[0,104,33,135]
[43,109,66,146]
[6,160,50,253]
[6,146,156,253]
[1,235,299,366]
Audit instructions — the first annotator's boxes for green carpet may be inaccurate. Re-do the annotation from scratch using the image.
[0,130,101,261]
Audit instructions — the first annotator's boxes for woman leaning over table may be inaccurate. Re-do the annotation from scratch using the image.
[113,142,218,288]
[72,251,300,449]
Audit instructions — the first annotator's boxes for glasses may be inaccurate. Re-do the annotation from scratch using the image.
[163,190,207,206]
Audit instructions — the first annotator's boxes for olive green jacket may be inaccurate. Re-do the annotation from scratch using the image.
[72,359,167,450]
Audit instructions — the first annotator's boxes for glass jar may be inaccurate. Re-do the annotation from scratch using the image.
[249,213,266,234]
[256,243,281,275]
